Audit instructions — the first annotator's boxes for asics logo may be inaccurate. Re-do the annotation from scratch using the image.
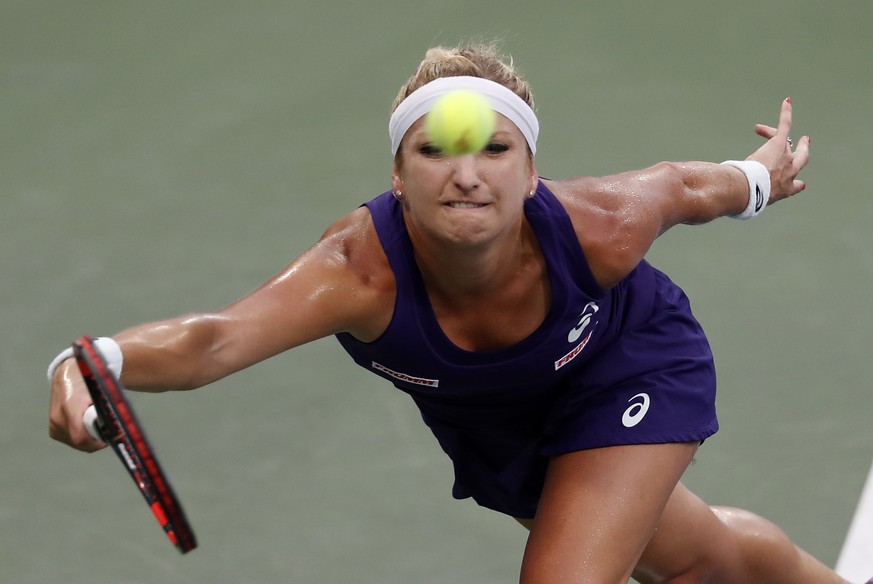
[622,393,651,428]
[567,302,599,343]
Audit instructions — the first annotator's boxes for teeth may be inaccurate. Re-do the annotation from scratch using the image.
[448,202,484,209]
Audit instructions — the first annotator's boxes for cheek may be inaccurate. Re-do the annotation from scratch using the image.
[506,163,537,196]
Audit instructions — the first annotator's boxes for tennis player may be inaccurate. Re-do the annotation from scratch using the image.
[49,44,852,583]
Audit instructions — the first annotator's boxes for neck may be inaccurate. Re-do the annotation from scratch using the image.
[409,216,537,299]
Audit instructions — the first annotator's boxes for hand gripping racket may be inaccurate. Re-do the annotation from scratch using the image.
[73,336,197,553]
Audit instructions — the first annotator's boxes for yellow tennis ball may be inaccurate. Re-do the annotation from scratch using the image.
[426,90,497,157]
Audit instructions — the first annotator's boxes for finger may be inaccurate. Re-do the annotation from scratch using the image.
[755,123,777,139]
[48,419,72,445]
[65,405,106,452]
[792,135,812,173]
[775,97,793,139]
[70,429,107,453]
[49,415,105,452]
[791,179,807,196]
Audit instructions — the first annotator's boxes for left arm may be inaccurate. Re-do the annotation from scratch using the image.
[552,98,810,289]
[656,96,810,229]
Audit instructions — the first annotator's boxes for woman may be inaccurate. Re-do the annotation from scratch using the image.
[49,44,847,583]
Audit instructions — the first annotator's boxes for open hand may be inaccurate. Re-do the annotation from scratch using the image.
[747,98,811,204]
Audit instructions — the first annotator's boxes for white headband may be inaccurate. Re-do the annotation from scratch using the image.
[388,76,539,156]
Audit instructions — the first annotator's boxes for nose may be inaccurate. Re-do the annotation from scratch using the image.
[449,154,480,193]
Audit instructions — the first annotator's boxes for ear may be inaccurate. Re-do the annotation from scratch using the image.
[391,165,403,194]
[528,161,539,195]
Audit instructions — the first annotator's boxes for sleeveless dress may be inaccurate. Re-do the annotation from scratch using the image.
[336,181,718,518]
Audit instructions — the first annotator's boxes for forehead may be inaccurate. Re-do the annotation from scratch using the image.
[404,113,525,144]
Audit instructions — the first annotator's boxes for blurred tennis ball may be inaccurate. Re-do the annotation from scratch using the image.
[426,90,496,157]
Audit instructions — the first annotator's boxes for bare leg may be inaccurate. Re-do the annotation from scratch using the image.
[633,483,849,583]
[515,483,849,583]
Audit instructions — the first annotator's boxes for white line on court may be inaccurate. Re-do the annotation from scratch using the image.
[836,459,873,583]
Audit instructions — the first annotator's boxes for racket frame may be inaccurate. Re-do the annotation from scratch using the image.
[73,336,197,553]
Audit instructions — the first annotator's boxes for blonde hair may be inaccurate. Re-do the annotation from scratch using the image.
[392,43,535,114]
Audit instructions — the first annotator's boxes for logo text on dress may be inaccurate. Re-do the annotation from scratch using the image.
[372,361,440,387]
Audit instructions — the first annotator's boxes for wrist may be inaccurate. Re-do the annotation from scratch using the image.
[46,347,74,382]
[47,337,123,382]
[721,160,770,220]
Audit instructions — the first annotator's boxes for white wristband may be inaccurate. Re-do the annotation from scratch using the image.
[721,160,771,220]
[46,337,123,382]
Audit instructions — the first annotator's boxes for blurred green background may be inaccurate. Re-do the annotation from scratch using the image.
[3,1,872,582]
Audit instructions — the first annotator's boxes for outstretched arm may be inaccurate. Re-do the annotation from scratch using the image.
[111,210,390,393]
[48,207,393,451]
[555,98,811,289]
[659,97,810,227]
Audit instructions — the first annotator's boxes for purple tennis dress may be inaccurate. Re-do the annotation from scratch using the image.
[336,181,718,519]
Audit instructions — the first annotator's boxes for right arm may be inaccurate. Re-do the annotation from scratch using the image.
[49,206,394,450]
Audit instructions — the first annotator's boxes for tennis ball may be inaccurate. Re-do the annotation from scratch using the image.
[426,90,497,157]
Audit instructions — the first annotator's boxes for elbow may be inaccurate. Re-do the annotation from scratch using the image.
[651,161,697,198]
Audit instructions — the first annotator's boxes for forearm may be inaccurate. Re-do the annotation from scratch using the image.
[656,161,752,229]
[668,98,809,229]
[113,313,234,392]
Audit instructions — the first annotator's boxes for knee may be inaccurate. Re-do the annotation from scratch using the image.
[713,506,801,566]
[697,506,805,582]
[641,507,803,584]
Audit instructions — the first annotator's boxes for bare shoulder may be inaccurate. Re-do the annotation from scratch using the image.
[543,172,667,289]
[318,206,390,275]
[312,206,396,339]
[214,206,394,355]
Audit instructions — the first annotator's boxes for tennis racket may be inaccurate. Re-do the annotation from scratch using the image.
[73,335,197,554]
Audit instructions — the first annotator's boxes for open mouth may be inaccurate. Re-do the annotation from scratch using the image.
[446,201,488,209]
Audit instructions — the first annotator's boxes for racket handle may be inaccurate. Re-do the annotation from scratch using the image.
[83,405,101,440]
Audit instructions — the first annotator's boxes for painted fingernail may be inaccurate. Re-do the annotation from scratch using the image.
[786,97,792,104]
